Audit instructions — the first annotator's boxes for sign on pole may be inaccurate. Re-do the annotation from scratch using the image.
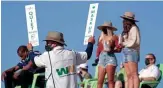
[25,4,39,46]
[84,3,99,45]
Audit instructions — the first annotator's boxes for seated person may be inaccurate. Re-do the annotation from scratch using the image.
[1,44,45,88]
[115,53,161,88]
[77,63,92,88]
[139,53,160,88]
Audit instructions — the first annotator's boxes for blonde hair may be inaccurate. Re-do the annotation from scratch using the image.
[98,32,104,42]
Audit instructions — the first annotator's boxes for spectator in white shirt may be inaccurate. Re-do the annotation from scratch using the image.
[139,53,160,88]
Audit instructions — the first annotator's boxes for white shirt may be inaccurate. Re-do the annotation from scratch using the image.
[123,26,141,52]
[34,46,88,88]
[139,64,160,80]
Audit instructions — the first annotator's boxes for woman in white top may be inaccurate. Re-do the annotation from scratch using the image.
[120,12,141,88]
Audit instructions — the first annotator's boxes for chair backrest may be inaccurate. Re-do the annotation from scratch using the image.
[149,64,163,88]
[157,64,163,81]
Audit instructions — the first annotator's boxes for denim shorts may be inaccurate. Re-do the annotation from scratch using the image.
[122,48,139,63]
[98,52,117,67]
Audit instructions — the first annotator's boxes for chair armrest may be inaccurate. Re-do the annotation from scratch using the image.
[88,78,98,82]
[31,73,45,88]
[78,82,85,85]
[34,73,45,76]
[78,78,97,85]
[87,78,108,82]
[140,81,159,84]
[139,81,159,88]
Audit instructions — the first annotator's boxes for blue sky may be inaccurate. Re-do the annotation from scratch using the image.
[1,1,163,88]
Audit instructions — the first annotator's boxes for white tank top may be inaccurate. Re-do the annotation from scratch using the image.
[103,40,111,52]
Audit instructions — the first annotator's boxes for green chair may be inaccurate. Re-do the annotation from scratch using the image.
[15,86,21,88]
[15,73,45,88]
[31,73,45,88]
[139,64,163,88]
[15,85,31,88]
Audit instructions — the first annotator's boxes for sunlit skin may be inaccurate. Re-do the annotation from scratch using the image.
[98,27,117,88]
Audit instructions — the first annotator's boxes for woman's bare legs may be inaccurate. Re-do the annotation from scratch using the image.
[124,63,131,88]
[106,65,116,88]
[128,62,139,88]
[98,66,106,88]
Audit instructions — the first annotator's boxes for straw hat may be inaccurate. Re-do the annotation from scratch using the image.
[43,31,67,46]
[97,22,117,31]
[120,12,139,22]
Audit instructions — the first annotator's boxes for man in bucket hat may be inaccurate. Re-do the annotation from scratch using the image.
[24,31,95,88]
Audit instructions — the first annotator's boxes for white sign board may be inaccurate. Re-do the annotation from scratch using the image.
[84,3,99,45]
[25,4,39,46]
